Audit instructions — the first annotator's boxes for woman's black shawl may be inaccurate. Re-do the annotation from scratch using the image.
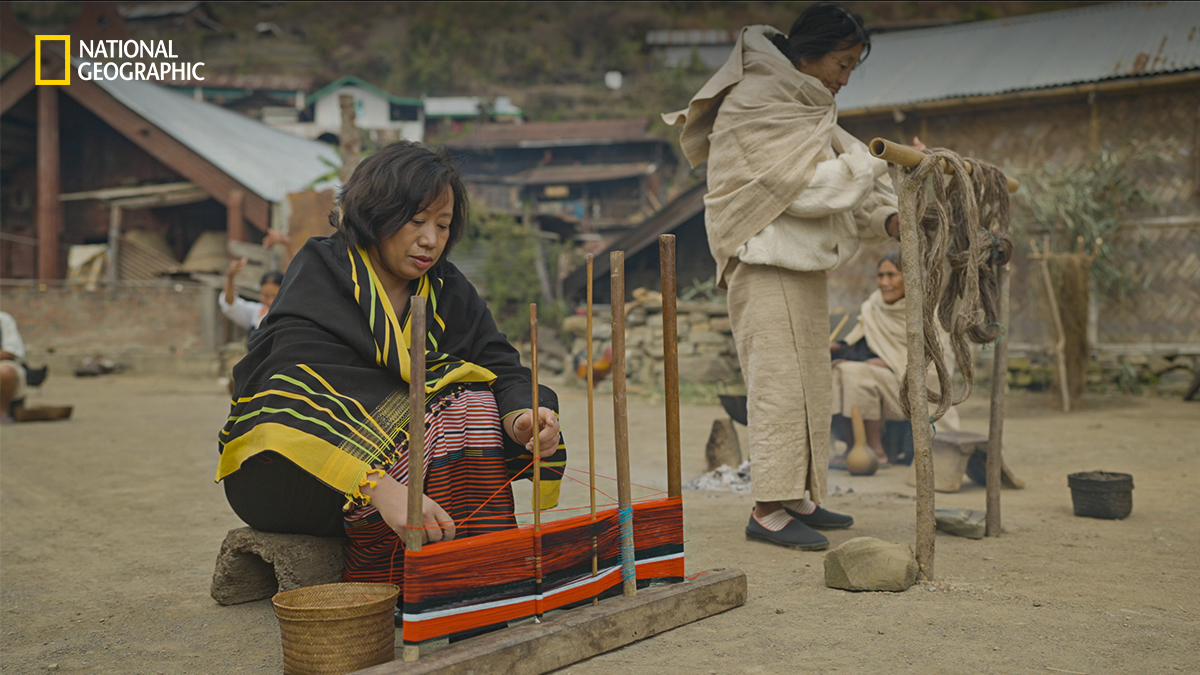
[216,234,565,509]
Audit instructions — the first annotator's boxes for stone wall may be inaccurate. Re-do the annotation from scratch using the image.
[561,297,741,386]
[0,281,221,376]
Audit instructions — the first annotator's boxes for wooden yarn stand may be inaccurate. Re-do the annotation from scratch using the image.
[870,138,1019,579]
[372,236,746,674]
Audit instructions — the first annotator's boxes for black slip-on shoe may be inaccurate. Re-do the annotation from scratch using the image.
[745,513,829,550]
[786,505,854,530]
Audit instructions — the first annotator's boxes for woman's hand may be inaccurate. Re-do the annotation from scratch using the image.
[361,471,456,544]
[505,407,560,458]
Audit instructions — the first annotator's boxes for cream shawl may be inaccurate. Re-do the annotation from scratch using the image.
[663,25,845,285]
[843,289,961,429]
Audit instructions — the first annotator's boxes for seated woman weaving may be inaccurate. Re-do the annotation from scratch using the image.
[831,251,960,464]
[216,142,565,584]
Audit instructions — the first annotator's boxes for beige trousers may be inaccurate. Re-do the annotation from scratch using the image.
[727,263,829,504]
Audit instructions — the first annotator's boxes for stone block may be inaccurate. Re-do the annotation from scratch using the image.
[935,508,986,539]
[627,307,647,327]
[211,527,344,606]
[561,314,589,338]
[678,355,741,384]
[704,417,742,471]
[647,313,664,330]
[690,331,728,345]
[824,537,918,592]
[709,316,732,334]
[688,311,709,326]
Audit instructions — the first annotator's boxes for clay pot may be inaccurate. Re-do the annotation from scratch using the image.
[846,406,879,476]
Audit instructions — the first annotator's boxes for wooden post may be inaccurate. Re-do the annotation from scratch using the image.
[986,264,1010,537]
[37,85,61,281]
[338,94,359,184]
[586,254,598,603]
[107,204,122,284]
[1033,237,1071,413]
[226,189,246,243]
[659,235,681,499]
[897,167,936,582]
[403,295,427,663]
[610,251,636,597]
[530,303,544,618]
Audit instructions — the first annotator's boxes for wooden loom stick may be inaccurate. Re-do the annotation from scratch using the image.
[869,137,1020,194]
[404,295,427,663]
[897,165,936,581]
[610,251,636,597]
[986,263,1010,537]
[586,254,598,605]
[659,235,682,499]
[530,303,543,618]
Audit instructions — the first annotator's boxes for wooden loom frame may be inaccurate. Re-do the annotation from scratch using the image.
[869,139,1018,580]
[366,236,747,674]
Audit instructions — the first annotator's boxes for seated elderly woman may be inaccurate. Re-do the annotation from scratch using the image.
[831,251,960,464]
[216,142,565,585]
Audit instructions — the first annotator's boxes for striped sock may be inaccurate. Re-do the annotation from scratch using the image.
[753,509,794,532]
[783,498,817,515]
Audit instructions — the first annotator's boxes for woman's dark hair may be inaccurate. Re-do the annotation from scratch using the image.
[260,270,284,286]
[770,2,870,65]
[878,250,902,271]
[331,140,469,266]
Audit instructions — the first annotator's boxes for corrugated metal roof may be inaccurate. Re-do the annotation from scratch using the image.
[500,162,656,185]
[423,96,483,118]
[447,118,657,150]
[836,1,1200,111]
[95,77,340,203]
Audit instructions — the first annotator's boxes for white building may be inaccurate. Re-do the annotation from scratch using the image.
[274,76,424,143]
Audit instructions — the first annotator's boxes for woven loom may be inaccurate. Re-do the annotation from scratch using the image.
[383,237,741,674]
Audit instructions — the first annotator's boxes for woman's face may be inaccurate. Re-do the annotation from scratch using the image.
[375,187,453,284]
[877,260,904,304]
[797,41,864,97]
[260,283,281,309]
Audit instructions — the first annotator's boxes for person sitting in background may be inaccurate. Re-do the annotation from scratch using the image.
[220,259,284,337]
[0,311,27,424]
[831,251,960,464]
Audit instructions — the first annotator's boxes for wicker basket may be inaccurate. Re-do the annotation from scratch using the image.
[272,582,399,675]
[1068,471,1133,520]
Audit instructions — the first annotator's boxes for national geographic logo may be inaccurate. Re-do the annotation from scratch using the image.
[34,35,205,84]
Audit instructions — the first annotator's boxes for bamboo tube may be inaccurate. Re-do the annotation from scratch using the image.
[897,167,936,582]
[986,263,1010,537]
[403,295,427,663]
[611,251,636,597]
[869,138,1020,194]
[659,236,682,499]
[530,303,543,618]
[586,254,598,605]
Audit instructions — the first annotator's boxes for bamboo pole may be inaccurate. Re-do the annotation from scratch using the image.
[986,263,1010,537]
[659,236,682,499]
[1032,237,1072,413]
[586,254,598,605]
[829,313,850,343]
[869,138,1020,194]
[530,303,544,618]
[611,251,636,597]
[403,295,427,663]
[897,167,936,582]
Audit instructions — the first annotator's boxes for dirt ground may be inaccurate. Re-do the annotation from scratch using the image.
[2,373,1198,674]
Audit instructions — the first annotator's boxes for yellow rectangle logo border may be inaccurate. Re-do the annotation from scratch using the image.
[35,35,71,85]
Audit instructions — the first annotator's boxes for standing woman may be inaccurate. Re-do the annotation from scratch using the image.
[665,2,898,550]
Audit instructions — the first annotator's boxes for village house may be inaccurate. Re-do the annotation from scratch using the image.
[422,95,523,142]
[285,75,424,145]
[445,118,676,243]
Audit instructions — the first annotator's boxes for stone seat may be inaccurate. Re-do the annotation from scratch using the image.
[210,527,345,606]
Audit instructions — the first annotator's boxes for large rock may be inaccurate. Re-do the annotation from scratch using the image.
[210,527,345,606]
[824,537,918,592]
[935,508,986,539]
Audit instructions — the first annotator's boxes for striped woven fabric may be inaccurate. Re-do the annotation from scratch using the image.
[343,389,518,584]
[401,497,685,644]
